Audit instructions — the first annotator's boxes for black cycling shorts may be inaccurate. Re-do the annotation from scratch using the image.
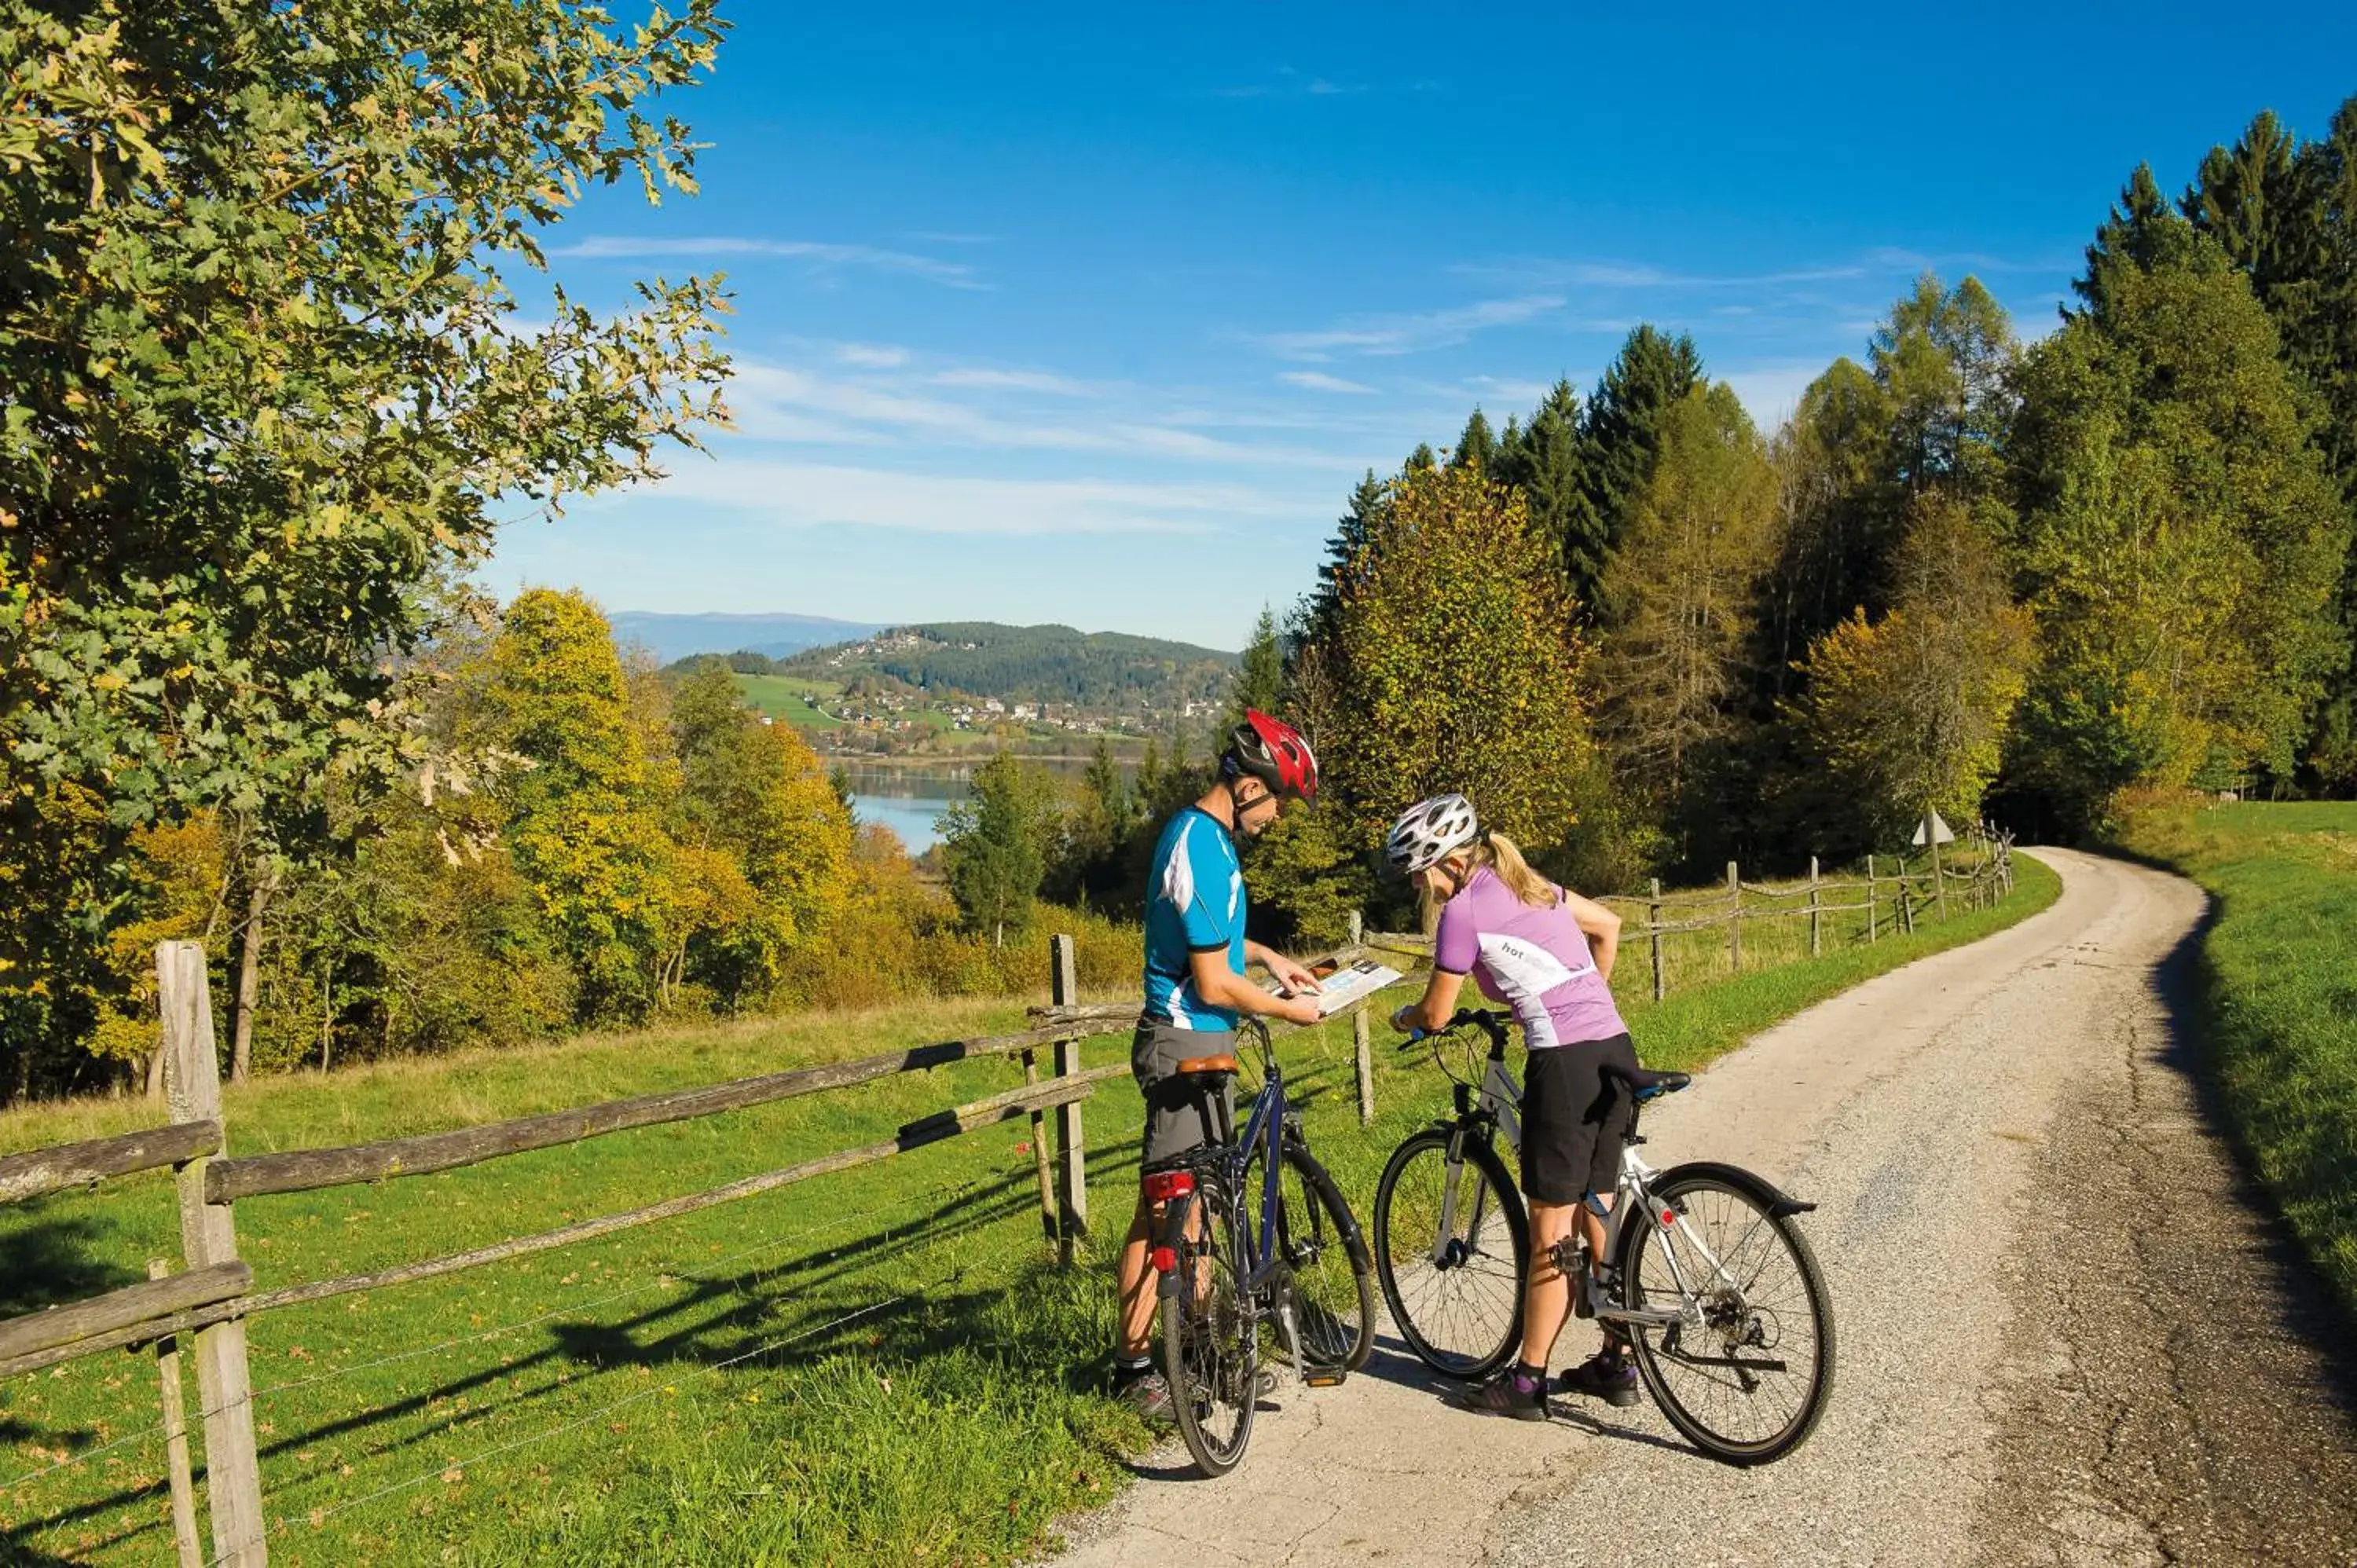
[1519,1033,1640,1207]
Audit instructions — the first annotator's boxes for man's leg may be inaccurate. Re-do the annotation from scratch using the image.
[1116,1185,1158,1357]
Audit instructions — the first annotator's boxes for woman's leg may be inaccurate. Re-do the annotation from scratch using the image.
[1521,1196,1578,1368]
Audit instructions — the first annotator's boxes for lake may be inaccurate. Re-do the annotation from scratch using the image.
[837,759,1129,854]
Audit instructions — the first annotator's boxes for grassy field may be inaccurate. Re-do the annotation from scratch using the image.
[0,855,2055,1565]
[731,673,846,731]
[2115,800,2357,1321]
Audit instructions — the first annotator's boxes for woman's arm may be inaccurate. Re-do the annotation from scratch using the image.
[1391,967,1466,1034]
[1560,888,1620,984]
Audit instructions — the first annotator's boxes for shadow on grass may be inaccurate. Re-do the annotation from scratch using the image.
[2146,900,2357,1420]
[6,1154,1138,1548]
[0,1211,137,1320]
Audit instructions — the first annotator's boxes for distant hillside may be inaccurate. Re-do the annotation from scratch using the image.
[786,621,1238,708]
[609,610,887,664]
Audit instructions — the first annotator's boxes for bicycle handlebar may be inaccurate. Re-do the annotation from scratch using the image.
[1392,1006,1512,1051]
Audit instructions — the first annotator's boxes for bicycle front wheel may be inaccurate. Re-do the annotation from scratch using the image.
[1616,1164,1835,1466]
[1163,1182,1258,1477]
[1250,1141,1376,1374]
[1373,1128,1529,1379]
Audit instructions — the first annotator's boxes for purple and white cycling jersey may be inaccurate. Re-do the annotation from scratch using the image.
[1434,866,1627,1050]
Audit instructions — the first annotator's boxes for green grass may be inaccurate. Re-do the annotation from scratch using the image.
[0,858,2056,1565]
[731,673,846,731]
[2113,800,2357,1322]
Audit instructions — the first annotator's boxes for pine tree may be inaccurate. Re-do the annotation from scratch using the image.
[1491,380,1587,605]
[1567,328,1705,614]
[1300,471,1389,657]
[938,751,1061,945]
[1231,608,1285,724]
[1450,408,1498,473]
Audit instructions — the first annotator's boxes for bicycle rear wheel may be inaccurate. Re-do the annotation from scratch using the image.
[1163,1183,1258,1477]
[1615,1164,1835,1466]
[1252,1141,1376,1373]
[1372,1128,1528,1379]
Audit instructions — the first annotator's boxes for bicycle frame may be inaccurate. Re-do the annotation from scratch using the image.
[1431,1017,1737,1334]
[1158,1024,1322,1371]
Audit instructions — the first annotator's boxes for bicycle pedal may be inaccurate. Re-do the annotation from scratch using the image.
[1300,1371,1347,1388]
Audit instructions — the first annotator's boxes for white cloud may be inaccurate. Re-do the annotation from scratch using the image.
[640,460,1307,536]
[1722,365,1824,427]
[926,367,1094,395]
[1453,258,1868,291]
[836,343,912,368]
[724,358,1364,471]
[1279,371,1378,394]
[1252,295,1563,361]
[553,236,981,288]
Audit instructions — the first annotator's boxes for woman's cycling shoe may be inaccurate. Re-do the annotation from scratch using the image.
[1556,1350,1640,1408]
[1448,1365,1551,1421]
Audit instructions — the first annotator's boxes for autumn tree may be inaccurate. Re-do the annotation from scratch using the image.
[1567,328,1705,614]
[1589,383,1782,855]
[1323,463,1593,857]
[1787,499,2033,851]
[489,591,683,1022]
[0,2,728,1087]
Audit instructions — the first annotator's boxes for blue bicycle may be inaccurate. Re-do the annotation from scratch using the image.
[1146,1017,1375,1476]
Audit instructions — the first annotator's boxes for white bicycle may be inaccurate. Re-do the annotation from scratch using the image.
[1371,1008,1835,1465]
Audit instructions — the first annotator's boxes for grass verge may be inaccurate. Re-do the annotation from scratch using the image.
[0,855,2055,1565]
[2113,800,2357,1323]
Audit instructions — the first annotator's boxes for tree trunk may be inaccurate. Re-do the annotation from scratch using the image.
[230,872,273,1083]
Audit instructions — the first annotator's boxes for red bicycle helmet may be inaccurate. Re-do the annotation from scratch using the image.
[1226,709,1320,801]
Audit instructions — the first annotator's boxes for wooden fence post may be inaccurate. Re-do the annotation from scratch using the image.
[1050,935,1087,1258]
[1866,855,1879,943]
[159,941,267,1568]
[149,1259,203,1568]
[1647,877,1666,1002]
[1726,862,1742,976]
[1808,856,1822,957]
[1349,912,1374,1127]
[1021,1046,1058,1247]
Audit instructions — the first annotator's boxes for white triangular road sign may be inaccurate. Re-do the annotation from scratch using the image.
[1912,809,1955,847]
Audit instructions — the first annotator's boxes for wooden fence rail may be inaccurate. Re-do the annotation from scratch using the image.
[0,833,2015,1563]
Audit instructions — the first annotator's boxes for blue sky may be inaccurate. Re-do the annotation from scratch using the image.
[486,2,2357,651]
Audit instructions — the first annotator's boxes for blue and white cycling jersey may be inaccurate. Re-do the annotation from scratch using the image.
[1141,806,1246,1031]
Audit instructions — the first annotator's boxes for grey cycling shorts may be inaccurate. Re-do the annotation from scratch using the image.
[1132,1020,1236,1168]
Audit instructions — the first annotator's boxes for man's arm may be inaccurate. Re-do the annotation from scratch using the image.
[1192,948,1321,1026]
[1244,939,1321,996]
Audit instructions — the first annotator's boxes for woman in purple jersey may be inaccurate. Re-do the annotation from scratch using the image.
[1386,792,1642,1419]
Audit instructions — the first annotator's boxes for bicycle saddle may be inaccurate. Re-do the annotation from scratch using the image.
[1602,1061,1691,1103]
[1175,1053,1238,1077]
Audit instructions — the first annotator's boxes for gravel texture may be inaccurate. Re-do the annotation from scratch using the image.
[1046,850,2357,1568]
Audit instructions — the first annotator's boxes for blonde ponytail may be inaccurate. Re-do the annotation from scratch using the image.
[1420,829,1560,930]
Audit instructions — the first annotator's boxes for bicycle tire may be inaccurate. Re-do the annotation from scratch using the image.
[1614,1163,1835,1466]
[1163,1182,1257,1477]
[1250,1140,1376,1373]
[1373,1127,1529,1380]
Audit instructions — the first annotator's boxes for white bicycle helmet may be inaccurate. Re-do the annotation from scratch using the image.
[1386,793,1480,876]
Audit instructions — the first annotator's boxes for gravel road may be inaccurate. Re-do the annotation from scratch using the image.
[1047,849,2357,1568]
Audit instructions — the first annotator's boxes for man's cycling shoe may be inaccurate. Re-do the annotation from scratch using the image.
[1115,1369,1177,1424]
[1557,1350,1640,1408]
[1448,1365,1550,1422]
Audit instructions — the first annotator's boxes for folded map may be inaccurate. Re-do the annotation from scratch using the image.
[1266,956,1408,1019]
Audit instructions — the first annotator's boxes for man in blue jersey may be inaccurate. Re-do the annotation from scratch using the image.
[1112,710,1327,1420]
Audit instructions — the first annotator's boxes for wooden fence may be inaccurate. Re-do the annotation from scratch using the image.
[0,833,2014,1563]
